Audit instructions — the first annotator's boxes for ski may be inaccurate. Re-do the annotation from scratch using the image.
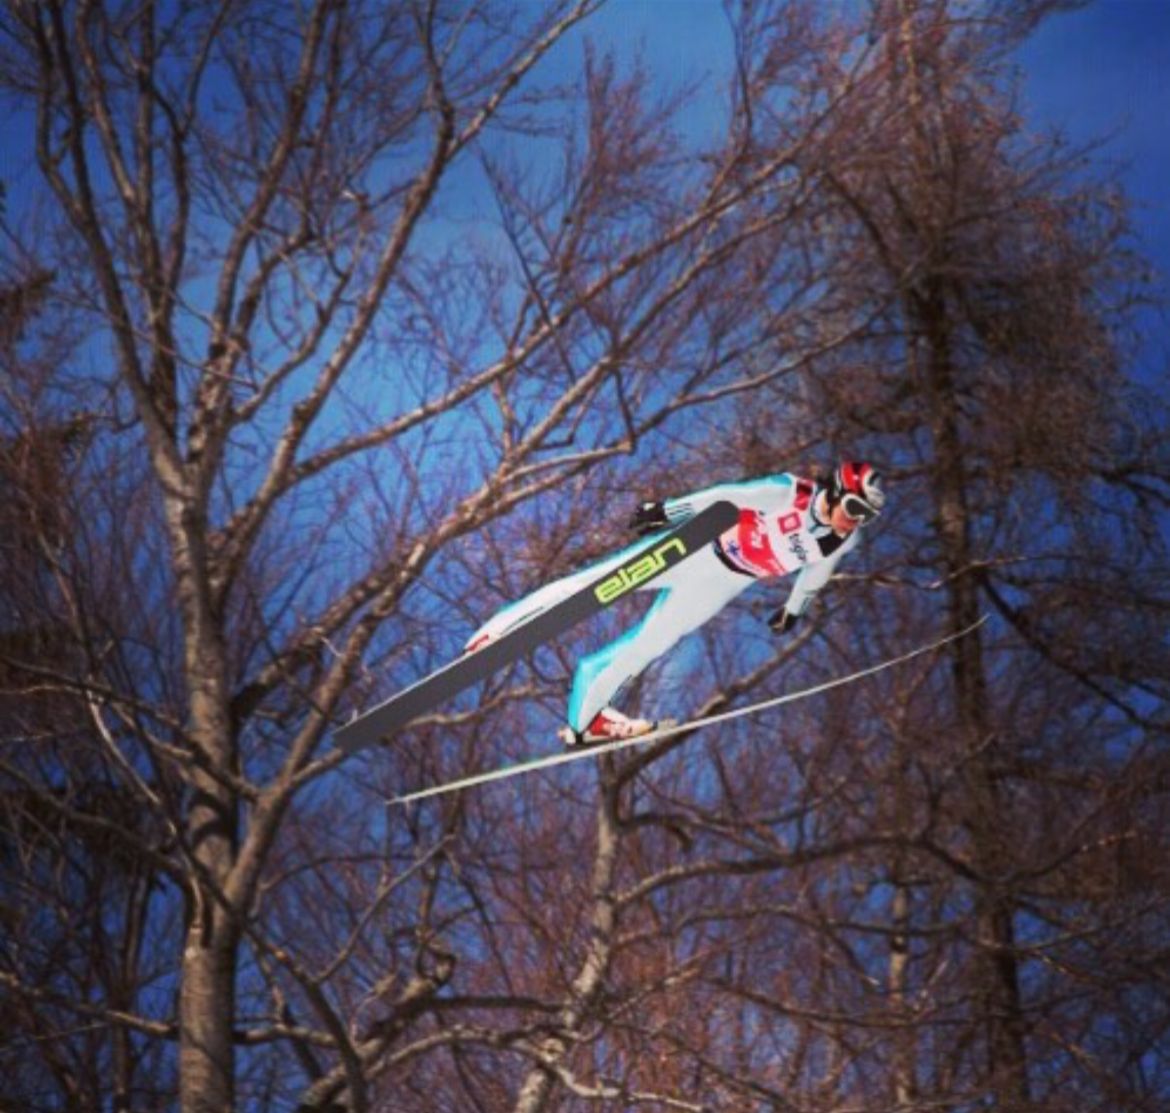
[391,616,987,805]
[334,500,740,755]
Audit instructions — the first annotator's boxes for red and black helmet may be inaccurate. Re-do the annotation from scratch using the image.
[829,461,885,523]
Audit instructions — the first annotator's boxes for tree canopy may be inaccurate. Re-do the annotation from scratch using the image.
[1,1,1167,1110]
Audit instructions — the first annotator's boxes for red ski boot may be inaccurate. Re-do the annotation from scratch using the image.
[558,707,656,748]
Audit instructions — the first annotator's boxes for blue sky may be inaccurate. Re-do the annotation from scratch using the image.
[5,1,1164,286]
[583,0,1169,242]
[1019,1,1170,356]
[584,0,1169,375]
[3,1,1164,379]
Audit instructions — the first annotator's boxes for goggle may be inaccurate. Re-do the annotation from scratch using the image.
[840,493,880,524]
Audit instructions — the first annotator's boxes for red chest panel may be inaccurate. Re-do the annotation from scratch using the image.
[738,509,784,575]
[717,480,817,578]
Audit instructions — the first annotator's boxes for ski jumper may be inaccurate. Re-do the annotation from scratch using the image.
[465,473,859,733]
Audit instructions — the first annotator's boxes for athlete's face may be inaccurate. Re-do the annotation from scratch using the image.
[829,500,863,534]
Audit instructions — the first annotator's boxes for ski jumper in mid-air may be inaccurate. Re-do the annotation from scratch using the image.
[464,461,886,746]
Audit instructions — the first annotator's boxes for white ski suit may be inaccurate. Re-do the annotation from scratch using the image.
[465,473,860,733]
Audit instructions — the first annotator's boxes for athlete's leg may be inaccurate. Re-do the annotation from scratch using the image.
[566,553,751,732]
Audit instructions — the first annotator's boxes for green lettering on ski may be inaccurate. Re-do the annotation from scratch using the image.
[594,538,687,604]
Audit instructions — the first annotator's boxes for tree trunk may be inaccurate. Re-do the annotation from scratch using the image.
[916,286,1031,1108]
[176,591,240,1112]
[511,789,621,1113]
[887,703,919,1110]
[179,923,237,1113]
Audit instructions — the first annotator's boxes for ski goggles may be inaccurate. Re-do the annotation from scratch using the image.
[840,493,881,524]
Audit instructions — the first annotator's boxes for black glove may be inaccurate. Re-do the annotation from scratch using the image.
[630,500,669,536]
[768,607,800,635]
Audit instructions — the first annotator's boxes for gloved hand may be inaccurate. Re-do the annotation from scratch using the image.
[767,607,800,635]
[630,500,669,536]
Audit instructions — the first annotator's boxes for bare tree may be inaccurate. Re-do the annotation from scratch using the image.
[791,0,1170,1108]
[0,1,871,1108]
[3,1,1167,1111]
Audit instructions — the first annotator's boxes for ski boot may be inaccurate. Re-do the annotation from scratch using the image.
[558,707,656,748]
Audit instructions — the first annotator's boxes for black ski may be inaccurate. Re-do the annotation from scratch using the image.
[334,500,739,754]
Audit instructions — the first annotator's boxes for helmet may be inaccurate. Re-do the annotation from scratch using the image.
[829,461,885,523]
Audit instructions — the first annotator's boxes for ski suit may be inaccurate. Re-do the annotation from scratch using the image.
[465,473,860,733]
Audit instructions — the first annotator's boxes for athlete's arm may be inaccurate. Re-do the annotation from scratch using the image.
[777,529,859,625]
[662,474,796,524]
